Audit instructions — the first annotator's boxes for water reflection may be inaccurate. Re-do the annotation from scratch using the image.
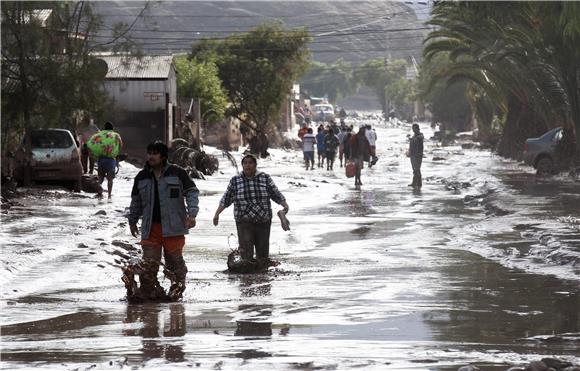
[235,320,273,337]
[233,304,274,359]
[238,274,272,297]
[124,303,186,362]
[422,250,580,350]
[345,189,379,217]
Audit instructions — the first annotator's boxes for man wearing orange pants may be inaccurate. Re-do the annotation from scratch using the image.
[128,141,199,301]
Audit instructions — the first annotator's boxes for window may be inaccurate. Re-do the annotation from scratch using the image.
[31,131,73,149]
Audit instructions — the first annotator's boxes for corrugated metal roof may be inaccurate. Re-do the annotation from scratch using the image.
[98,55,174,79]
[22,9,53,26]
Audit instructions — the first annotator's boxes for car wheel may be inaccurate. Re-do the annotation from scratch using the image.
[536,157,553,176]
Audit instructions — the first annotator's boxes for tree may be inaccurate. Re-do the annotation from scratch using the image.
[421,1,580,162]
[355,58,414,119]
[173,55,228,123]
[191,22,311,154]
[299,59,357,104]
[1,1,146,151]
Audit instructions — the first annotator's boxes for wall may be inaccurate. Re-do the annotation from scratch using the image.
[103,79,176,112]
[103,111,165,160]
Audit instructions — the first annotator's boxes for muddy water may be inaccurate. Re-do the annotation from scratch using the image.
[1,118,579,370]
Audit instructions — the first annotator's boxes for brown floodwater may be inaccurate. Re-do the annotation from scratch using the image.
[1,119,578,370]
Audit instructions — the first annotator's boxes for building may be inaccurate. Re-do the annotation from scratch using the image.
[97,55,177,157]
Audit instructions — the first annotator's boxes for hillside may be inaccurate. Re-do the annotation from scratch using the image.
[93,1,428,64]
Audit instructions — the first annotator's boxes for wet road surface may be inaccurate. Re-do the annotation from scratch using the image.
[1,119,579,370]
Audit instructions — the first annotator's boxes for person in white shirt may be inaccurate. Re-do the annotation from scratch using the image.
[365,124,378,167]
[337,127,348,167]
[302,128,317,170]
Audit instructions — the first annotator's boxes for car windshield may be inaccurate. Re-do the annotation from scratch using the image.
[31,131,73,149]
[315,105,333,112]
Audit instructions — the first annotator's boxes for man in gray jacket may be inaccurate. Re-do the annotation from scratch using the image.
[128,141,199,301]
[408,124,424,189]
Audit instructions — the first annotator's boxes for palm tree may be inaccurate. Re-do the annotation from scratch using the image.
[422,1,580,163]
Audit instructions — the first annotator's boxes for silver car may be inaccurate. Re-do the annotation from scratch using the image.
[14,129,83,191]
[523,127,563,175]
[312,103,335,123]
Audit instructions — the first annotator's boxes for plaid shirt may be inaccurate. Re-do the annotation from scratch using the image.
[220,172,286,223]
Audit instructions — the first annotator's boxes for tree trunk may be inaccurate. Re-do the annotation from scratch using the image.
[497,97,548,160]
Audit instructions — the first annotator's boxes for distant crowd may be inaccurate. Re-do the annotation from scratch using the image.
[297,118,378,186]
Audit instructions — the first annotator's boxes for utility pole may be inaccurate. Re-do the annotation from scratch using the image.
[196,98,201,150]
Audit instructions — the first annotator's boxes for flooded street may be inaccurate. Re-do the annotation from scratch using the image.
[1,118,579,370]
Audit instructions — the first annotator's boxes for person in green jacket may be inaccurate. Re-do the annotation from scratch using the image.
[88,121,123,199]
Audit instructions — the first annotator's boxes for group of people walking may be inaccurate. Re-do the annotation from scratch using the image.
[298,120,382,186]
[298,120,424,187]
[122,119,424,302]
[298,120,378,175]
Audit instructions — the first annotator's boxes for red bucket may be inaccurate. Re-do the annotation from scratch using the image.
[345,162,356,178]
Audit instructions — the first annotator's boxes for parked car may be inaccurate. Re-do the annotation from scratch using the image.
[312,103,335,123]
[14,129,83,191]
[523,127,563,175]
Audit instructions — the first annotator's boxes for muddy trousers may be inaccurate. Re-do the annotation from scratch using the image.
[411,156,422,187]
[236,221,272,260]
[140,245,188,300]
[142,246,188,281]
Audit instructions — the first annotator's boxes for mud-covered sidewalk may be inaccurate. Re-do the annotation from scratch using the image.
[1,119,579,370]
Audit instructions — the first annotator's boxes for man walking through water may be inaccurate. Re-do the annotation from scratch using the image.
[408,123,424,189]
[213,155,289,264]
[128,141,199,301]
[349,126,371,186]
[302,128,316,170]
[88,121,123,199]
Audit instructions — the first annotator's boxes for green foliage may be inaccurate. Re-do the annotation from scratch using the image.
[354,59,414,117]
[299,59,357,104]
[174,55,228,123]
[418,53,473,130]
[1,1,144,150]
[421,1,580,160]
[191,22,311,134]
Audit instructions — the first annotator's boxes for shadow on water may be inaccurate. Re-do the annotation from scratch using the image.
[0,310,111,363]
[422,248,580,355]
[1,310,108,337]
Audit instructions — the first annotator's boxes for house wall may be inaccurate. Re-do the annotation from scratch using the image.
[103,79,176,112]
[103,111,165,160]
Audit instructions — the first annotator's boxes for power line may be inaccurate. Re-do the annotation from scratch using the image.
[132,44,425,54]
[89,26,431,43]
[95,4,427,19]
[91,33,427,48]
[92,4,431,38]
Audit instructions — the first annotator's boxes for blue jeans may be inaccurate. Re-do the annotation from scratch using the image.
[97,157,116,179]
